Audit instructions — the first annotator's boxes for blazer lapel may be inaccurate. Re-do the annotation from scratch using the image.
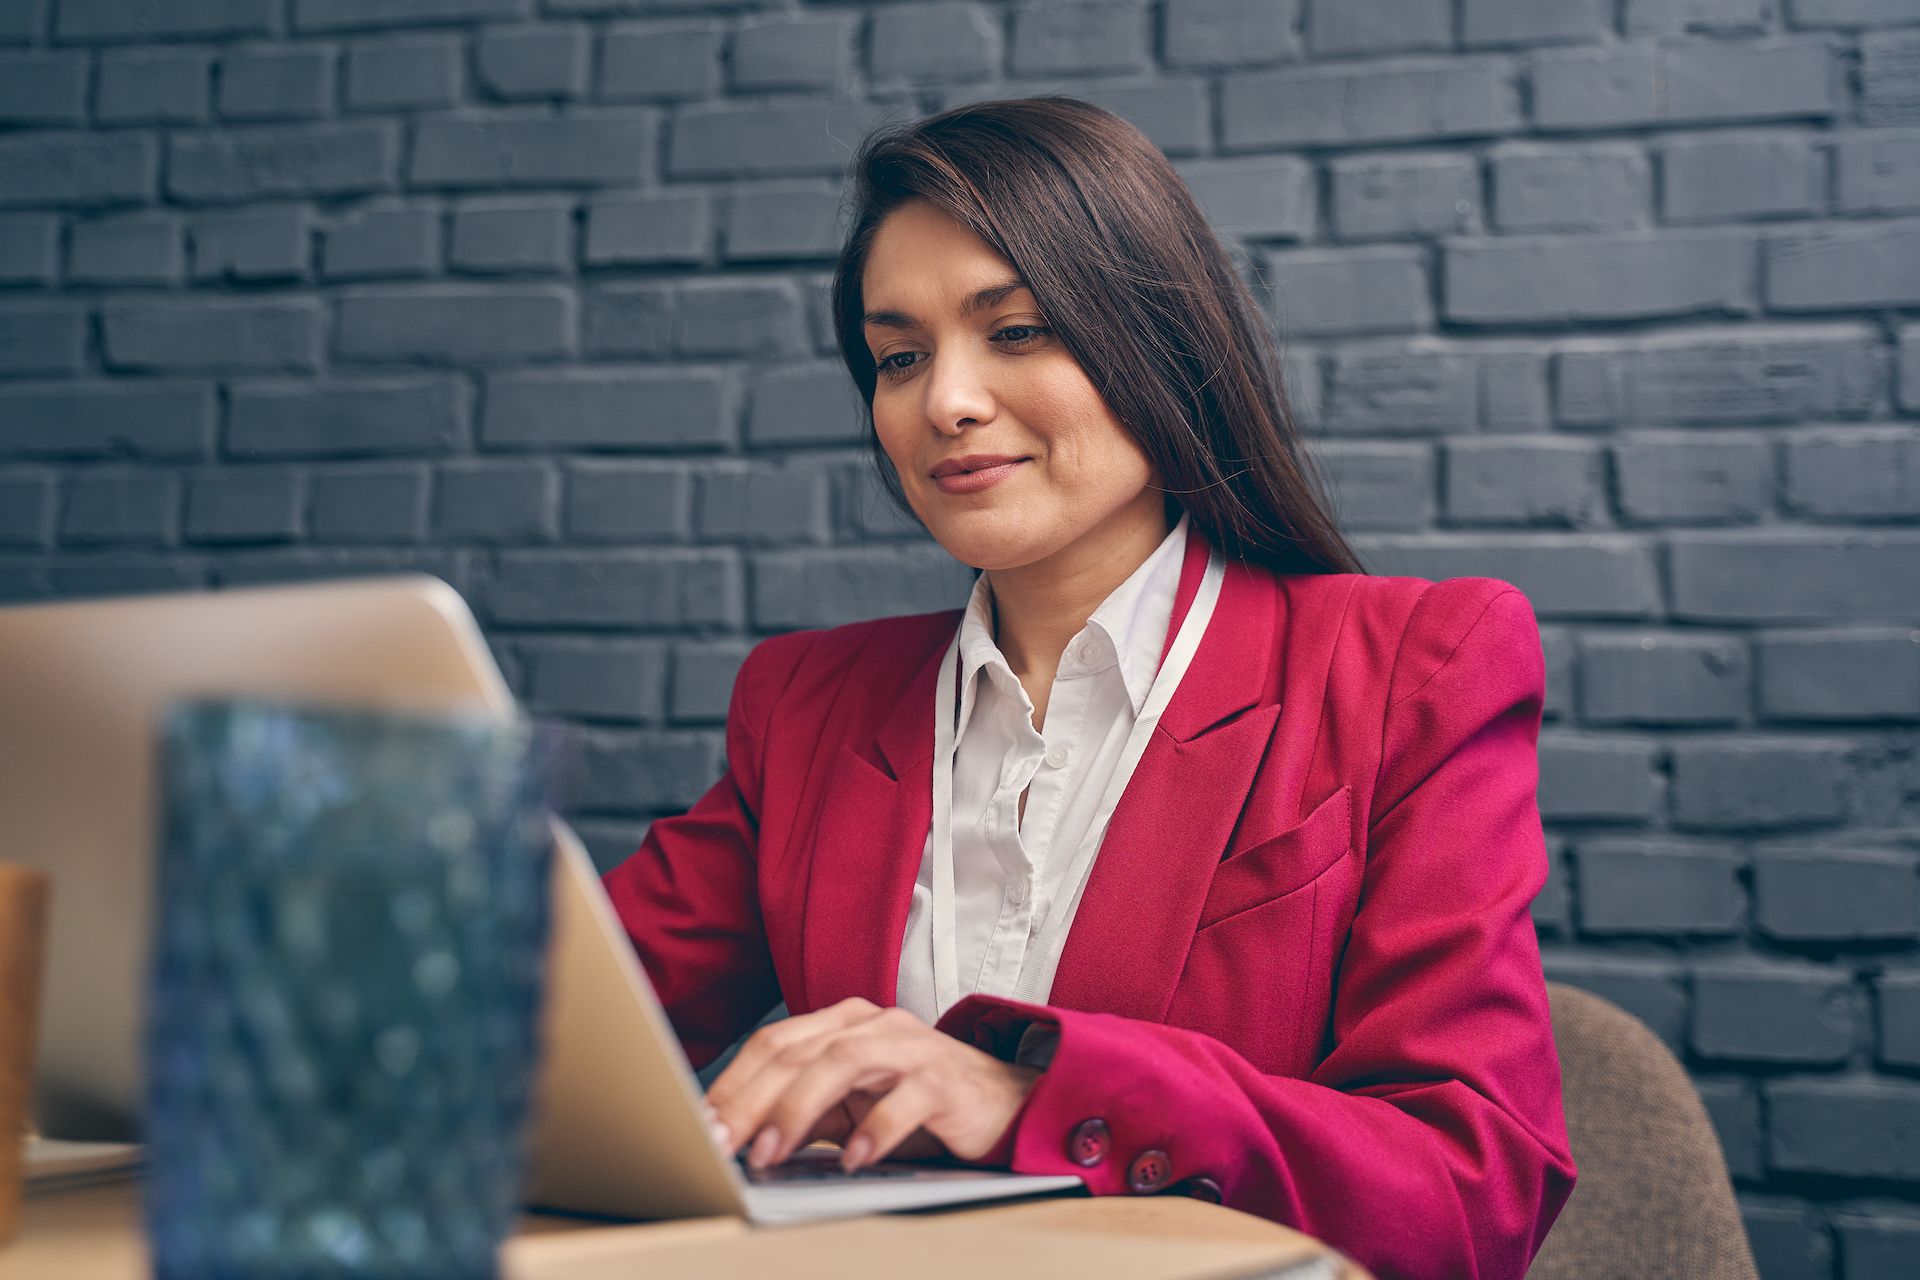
[1048,559,1282,1022]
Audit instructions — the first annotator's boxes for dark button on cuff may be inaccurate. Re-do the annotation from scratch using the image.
[1066,1118,1110,1168]
[1127,1149,1171,1194]
[1180,1176,1223,1204]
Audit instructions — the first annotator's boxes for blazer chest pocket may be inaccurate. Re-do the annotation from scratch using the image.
[1198,786,1354,931]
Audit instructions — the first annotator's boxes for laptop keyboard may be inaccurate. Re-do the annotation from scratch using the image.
[740,1151,921,1184]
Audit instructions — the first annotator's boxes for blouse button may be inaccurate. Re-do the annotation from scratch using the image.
[1180,1176,1224,1204]
[1077,643,1099,665]
[1066,1118,1110,1168]
[1126,1149,1171,1195]
[1044,744,1069,769]
[1007,877,1029,906]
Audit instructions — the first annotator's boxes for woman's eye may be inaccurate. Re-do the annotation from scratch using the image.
[875,351,922,376]
[992,325,1050,345]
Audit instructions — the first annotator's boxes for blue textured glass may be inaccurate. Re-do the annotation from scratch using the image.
[145,701,553,1280]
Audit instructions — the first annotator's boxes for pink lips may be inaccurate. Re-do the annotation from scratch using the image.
[930,454,1027,495]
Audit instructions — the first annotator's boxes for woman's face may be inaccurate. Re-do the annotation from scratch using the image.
[860,200,1165,574]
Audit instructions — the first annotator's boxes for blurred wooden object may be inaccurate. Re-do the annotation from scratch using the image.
[0,863,51,1246]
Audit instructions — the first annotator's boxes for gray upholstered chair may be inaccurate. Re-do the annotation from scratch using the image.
[1527,982,1760,1280]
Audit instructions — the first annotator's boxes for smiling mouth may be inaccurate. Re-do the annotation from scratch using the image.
[929,455,1028,495]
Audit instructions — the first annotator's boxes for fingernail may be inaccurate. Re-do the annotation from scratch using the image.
[749,1127,782,1169]
[840,1136,873,1172]
[710,1121,733,1151]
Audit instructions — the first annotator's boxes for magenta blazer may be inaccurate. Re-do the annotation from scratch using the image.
[605,535,1577,1280]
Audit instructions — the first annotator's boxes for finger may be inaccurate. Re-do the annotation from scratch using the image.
[708,1000,887,1145]
[839,1077,941,1171]
[751,1026,932,1167]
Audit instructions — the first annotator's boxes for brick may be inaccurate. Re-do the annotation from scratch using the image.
[219,44,332,119]
[1755,851,1919,941]
[566,462,689,542]
[104,297,322,373]
[679,279,806,358]
[1164,0,1296,68]
[1445,230,1754,325]
[294,0,528,32]
[1554,327,1877,428]
[1883,973,1920,1067]
[1224,58,1521,149]
[411,116,651,188]
[336,285,573,364]
[569,819,650,876]
[1660,133,1823,225]
[832,462,929,542]
[586,193,706,266]
[752,546,975,630]
[168,123,395,202]
[1532,40,1836,130]
[1320,344,1475,434]
[68,211,181,284]
[1612,435,1771,526]
[1540,625,1574,722]
[871,3,999,82]
[96,48,212,124]
[725,185,841,262]
[747,362,863,447]
[1694,966,1854,1063]
[213,548,461,592]
[1011,0,1149,76]
[185,469,299,544]
[0,472,54,549]
[575,729,724,814]
[0,214,58,283]
[522,639,665,722]
[1461,0,1611,48]
[1670,739,1849,829]
[1487,144,1650,233]
[1442,438,1601,528]
[1048,82,1213,157]
[0,133,155,208]
[449,198,572,273]
[598,23,721,101]
[228,378,466,459]
[1785,429,1920,520]
[435,461,558,543]
[1792,0,1920,24]
[484,368,730,451]
[1836,1218,1920,1280]
[484,549,740,629]
[1539,959,1686,1051]
[48,556,202,598]
[1862,30,1920,126]
[1757,630,1920,721]
[1836,129,1920,214]
[308,464,428,541]
[583,283,673,358]
[1307,0,1449,57]
[1179,158,1316,241]
[1357,537,1661,618]
[1741,1196,1825,1266]
[1581,633,1748,725]
[1626,0,1772,34]
[697,465,827,544]
[1328,153,1477,241]
[1671,533,1920,622]
[1768,219,1920,310]
[0,302,85,377]
[1576,841,1742,934]
[58,0,276,40]
[1531,838,1570,931]
[345,36,461,111]
[1306,443,1433,532]
[1266,246,1430,338]
[189,205,311,281]
[671,640,751,723]
[0,0,40,43]
[0,52,87,125]
[477,24,587,100]
[1535,734,1660,819]
[1477,348,1550,433]
[322,202,438,279]
[1906,326,1920,413]
[61,470,178,545]
[732,14,852,92]
[1768,1079,1920,1179]
[0,383,212,460]
[1693,1081,1762,1181]
[669,102,879,179]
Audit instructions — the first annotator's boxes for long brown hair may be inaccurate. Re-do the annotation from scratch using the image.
[832,97,1362,576]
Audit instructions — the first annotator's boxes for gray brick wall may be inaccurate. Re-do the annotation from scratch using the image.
[0,0,1916,1266]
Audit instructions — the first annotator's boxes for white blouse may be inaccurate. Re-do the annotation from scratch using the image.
[895,515,1190,1028]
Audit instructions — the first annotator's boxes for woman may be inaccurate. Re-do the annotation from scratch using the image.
[605,98,1575,1280]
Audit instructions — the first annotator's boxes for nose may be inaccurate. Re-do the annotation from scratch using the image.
[920,345,996,437]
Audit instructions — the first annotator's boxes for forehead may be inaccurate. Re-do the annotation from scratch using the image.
[861,201,1023,314]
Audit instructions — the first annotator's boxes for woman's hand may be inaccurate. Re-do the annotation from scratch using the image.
[705,997,1039,1173]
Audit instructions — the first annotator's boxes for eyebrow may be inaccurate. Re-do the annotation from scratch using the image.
[862,278,1032,330]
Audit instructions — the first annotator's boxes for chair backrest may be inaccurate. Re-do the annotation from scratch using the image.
[1527,982,1759,1280]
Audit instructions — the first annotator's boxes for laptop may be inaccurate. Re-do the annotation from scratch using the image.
[0,576,1081,1225]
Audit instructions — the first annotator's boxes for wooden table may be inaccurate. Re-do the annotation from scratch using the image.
[1,1178,1371,1280]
